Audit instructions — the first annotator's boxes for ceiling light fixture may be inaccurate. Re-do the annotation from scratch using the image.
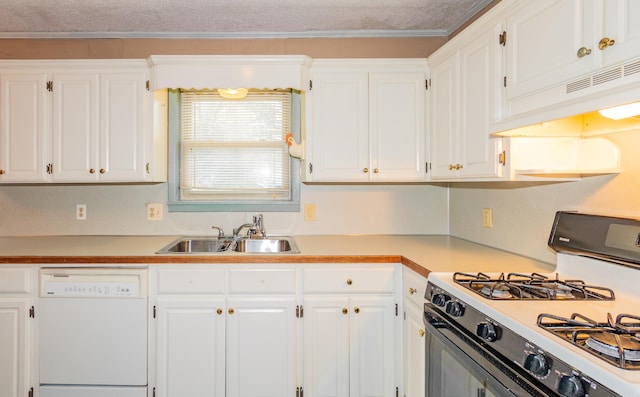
[217,88,249,99]
[598,101,640,120]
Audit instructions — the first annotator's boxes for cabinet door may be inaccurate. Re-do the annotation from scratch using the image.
[505,0,597,99]
[155,297,226,397]
[0,299,30,397]
[429,54,458,180]
[602,0,640,66]
[51,72,99,182]
[0,73,49,182]
[458,23,503,179]
[308,71,369,181]
[349,296,396,397]
[303,296,350,397]
[404,302,425,397]
[369,72,426,181]
[99,72,148,182]
[226,296,297,397]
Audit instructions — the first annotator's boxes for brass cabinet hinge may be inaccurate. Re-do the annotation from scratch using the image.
[146,162,150,174]
[503,76,507,87]
[28,387,34,397]
[29,306,35,318]
[309,163,313,174]
[46,81,53,92]
[309,80,313,91]
[499,150,506,166]
[146,80,150,91]
[296,386,304,397]
[425,79,429,90]
[395,303,399,316]
[46,163,53,175]
[153,305,157,318]
[499,31,507,46]
[153,387,156,397]
[296,305,304,318]
[396,386,399,397]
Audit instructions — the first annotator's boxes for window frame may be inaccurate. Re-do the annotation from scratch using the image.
[167,89,301,212]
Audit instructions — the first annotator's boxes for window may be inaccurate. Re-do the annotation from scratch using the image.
[167,89,301,212]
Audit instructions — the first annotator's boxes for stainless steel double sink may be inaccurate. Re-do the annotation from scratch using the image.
[156,236,299,254]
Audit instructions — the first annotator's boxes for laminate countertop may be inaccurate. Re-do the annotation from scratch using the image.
[0,235,555,278]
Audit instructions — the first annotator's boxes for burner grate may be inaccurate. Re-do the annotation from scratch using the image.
[538,313,640,370]
[453,272,615,300]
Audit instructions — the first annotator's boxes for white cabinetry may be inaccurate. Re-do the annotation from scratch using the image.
[0,267,34,397]
[403,268,426,397]
[305,60,427,182]
[503,0,640,110]
[302,265,401,397]
[0,60,165,183]
[429,21,504,180]
[151,265,298,397]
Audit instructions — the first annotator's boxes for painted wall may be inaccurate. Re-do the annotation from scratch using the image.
[449,130,640,264]
[0,183,449,237]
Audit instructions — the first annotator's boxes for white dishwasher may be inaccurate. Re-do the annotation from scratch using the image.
[38,268,148,397]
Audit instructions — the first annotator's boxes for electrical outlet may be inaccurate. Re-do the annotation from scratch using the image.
[76,204,87,220]
[147,203,163,221]
[304,203,316,222]
[482,208,493,228]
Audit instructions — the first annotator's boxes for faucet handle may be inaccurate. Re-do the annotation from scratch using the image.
[211,226,225,238]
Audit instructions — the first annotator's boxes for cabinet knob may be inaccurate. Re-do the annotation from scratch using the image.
[228,308,235,315]
[354,307,360,314]
[448,164,454,171]
[363,168,369,173]
[454,163,463,170]
[419,329,425,337]
[217,308,223,315]
[346,278,353,286]
[409,287,417,295]
[89,168,95,174]
[342,308,348,314]
[373,168,379,174]
[99,168,105,174]
[598,37,616,50]
[0,169,5,175]
[576,46,592,58]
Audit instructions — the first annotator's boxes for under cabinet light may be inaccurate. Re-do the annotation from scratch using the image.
[598,101,640,120]
[218,88,249,99]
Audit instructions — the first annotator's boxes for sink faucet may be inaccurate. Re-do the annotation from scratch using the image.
[211,226,225,238]
[233,214,266,238]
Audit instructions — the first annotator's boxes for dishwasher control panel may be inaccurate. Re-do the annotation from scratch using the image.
[40,268,147,298]
[43,281,140,297]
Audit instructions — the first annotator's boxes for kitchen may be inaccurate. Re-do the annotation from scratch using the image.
[1,0,640,396]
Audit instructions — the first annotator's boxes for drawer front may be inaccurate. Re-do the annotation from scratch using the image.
[303,266,396,293]
[228,268,296,294]
[156,268,225,294]
[403,268,427,307]
[0,268,31,294]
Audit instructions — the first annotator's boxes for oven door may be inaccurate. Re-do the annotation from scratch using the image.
[424,305,553,397]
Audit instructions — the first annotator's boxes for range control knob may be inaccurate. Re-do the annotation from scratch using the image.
[445,301,465,317]
[558,375,585,397]
[523,353,549,377]
[431,293,450,307]
[476,322,501,342]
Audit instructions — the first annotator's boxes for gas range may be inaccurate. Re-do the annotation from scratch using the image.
[424,212,640,397]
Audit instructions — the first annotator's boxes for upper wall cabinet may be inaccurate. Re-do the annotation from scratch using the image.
[497,0,640,128]
[428,21,505,181]
[304,59,428,182]
[0,60,166,184]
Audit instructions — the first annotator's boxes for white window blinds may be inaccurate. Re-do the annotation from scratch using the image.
[179,90,291,201]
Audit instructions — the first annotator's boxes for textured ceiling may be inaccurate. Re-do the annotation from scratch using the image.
[0,0,494,38]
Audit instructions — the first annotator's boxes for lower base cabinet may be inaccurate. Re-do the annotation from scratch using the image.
[403,268,427,397]
[150,264,402,397]
[0,267,33,397]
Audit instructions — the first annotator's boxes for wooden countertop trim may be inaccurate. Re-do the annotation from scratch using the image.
[0,254,405,265]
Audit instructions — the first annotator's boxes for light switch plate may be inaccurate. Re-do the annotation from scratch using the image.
[304,203,316,221]
[482,208,493,228]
